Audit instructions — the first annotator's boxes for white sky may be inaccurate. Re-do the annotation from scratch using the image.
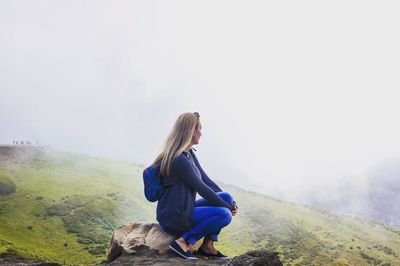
[1,1,400,201]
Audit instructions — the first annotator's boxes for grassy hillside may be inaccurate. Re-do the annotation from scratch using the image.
[0,146,399,265]
[0,146,153,265]
[218,185,400,265]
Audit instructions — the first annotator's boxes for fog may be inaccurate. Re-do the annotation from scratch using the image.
[1,1,400,205]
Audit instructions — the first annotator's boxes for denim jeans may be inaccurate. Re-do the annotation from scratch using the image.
[181,191,234,245]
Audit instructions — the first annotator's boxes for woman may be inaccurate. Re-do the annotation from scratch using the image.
[153,112,238,260]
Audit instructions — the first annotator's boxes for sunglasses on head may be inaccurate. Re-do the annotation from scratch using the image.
[193,112,200,118]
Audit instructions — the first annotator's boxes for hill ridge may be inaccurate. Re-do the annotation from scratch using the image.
[0,146,399,265]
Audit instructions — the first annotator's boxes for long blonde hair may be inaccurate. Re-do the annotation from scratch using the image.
[153,112,200,176]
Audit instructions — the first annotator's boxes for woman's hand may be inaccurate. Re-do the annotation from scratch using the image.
[231,204,238,216]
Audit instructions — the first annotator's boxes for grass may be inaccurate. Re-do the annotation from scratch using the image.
[0,148,153,265]
[218,185,400,265]
[1,146,400,265]
[0,189,98,264]
[0,173,16,196]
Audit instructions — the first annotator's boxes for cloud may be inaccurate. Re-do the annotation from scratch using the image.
[1,1,400,204]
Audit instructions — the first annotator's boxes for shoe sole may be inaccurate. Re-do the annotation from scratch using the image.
[197,249,229,260]
[169,244,198,260]
[200,255,229,260]
[209,256,230,260]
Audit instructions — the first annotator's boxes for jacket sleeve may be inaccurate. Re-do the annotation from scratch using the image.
[172,155,233,210]
[190,150,222,193]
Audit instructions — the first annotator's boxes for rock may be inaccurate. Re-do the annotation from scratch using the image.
[107,223,204,257]
[102,245,282,266]
[104,223,282,266]
[0,175,16,196]
[106,223,182,261]
[0,257,60,266]
[231,250,282,266]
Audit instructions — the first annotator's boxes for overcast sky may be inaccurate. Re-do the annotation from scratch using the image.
[1,1,400,201]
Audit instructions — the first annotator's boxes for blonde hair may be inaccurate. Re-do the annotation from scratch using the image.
[153,112,200,176]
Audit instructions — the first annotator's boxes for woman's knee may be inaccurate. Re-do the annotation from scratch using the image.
[219,207,232,226]
[217,191,234,205]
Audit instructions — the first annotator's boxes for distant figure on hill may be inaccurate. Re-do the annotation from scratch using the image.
[20,140,24,145]
[16,141,19,145]
[152,112,238,260]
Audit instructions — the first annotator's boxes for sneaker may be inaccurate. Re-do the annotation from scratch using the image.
[197,248,229,260]
[169,240,198,260]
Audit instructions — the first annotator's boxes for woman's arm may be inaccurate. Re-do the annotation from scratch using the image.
[172,155,233,210]
[190,150,223,192]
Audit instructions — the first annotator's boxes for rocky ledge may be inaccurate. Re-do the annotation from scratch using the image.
[103,223,282,266]
[0,257,60,266]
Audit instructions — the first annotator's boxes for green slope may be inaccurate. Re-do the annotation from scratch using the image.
[218,185,400,265]
[0,146,399,265]
[0,146,154,265]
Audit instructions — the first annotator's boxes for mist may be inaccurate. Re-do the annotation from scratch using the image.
[1,1,400,212]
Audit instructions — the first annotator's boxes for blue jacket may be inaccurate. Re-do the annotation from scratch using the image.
[156,149,234,235]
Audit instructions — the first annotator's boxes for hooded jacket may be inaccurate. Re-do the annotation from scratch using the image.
[156,149,234,235]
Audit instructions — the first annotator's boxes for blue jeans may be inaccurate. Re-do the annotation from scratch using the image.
[181,192,234,245]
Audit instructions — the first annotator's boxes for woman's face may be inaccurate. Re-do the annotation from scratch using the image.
[191,122,202,145]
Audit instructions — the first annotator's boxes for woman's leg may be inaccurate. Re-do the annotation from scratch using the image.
[195,191,234,207]
[193,192,235,244]
[181,206,232,246]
